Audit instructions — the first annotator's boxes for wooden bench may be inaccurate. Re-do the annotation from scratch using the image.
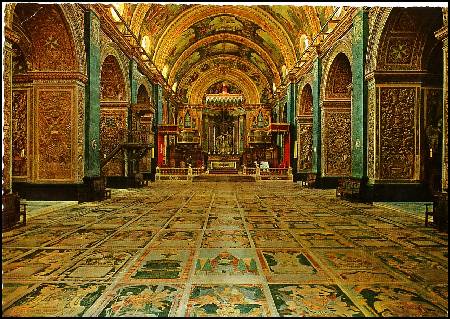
[427,192,448,232]
[79,176,110,202]
[2,192,26,229]
[336,178,361,201]
[306,173,317,188]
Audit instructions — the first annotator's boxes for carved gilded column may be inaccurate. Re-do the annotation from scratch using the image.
[3,40,13,192]
[435,7,448,192]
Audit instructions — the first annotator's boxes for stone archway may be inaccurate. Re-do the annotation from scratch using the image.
[365,7,444,200]
[99,54,129,177]
[321,52,352,177]
[297,83,313,171]
[9,4,85,191]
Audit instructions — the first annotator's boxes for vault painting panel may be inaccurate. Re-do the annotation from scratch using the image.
[36,88,74,181]
[349,284,447,317]
[2,283,106,317]
[164,13,285,76]
[100,108,127,176]
[378,86,417,180]
[185,284,270,317]
[98,284,183,317]
[12,89,29,177]
[269,283,364,317]
[257,249,331,283]
[322,109,352,177]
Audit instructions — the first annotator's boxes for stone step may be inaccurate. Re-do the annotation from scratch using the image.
[193,175,255,182]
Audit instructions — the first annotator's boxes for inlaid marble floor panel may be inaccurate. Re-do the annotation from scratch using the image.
[2,182,448,317]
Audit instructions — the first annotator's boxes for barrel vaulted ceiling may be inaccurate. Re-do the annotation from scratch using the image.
[112,3,340,105]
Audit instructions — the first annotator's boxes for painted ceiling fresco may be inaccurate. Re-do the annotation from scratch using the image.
[116,3,339,105]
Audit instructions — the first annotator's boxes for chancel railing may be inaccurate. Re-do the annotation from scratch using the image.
[155,166,205,181]
[243,166,293,181]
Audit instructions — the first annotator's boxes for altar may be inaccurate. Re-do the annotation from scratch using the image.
[208,155,240,170]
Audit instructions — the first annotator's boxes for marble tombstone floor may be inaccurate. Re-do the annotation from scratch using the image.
[2,182,448,317]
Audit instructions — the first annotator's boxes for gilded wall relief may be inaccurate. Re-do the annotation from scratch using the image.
[36,89,73,180]
[324,52,352,99]
[76,84,85,181]
[18,4,77,72]
[367,80,376,180]
[322,110,352,176]
[379,87,417,180]
[100,55,126,101]
[3,42,13,190]
[298,83,313,115]
[60,3,87,74]
[297,123,313,171]
[100,108,127,176]
[12,90,28,177]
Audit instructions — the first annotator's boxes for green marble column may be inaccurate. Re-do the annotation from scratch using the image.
[155,84,163,125]
[84,11,101,177]
[351,8,369,179]
[287,82,297,173]
[312,58,322,174]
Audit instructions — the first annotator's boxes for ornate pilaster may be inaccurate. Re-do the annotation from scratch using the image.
[3,40,14,192]
[435,7,448,192]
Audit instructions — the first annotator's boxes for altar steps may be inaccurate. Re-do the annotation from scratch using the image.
[193,175,255,182]
[208,169,239,175]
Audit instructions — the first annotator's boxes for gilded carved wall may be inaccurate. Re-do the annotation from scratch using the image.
[322,110,352,176]
[100,30,131,102]
[100,108,127,176]
[367,79,376,180]
[21,5,78,72]
[6,4,87,185]
[101,55,126,101]
[296,81,313,171]
[12,89,28,177]
[321,47,352,177]
[378,86,418,180]
[297,123,313,170]
[36,89,74,181]
[3,42,13,191]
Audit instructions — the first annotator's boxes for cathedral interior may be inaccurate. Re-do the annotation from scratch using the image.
[2,2,448,317]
